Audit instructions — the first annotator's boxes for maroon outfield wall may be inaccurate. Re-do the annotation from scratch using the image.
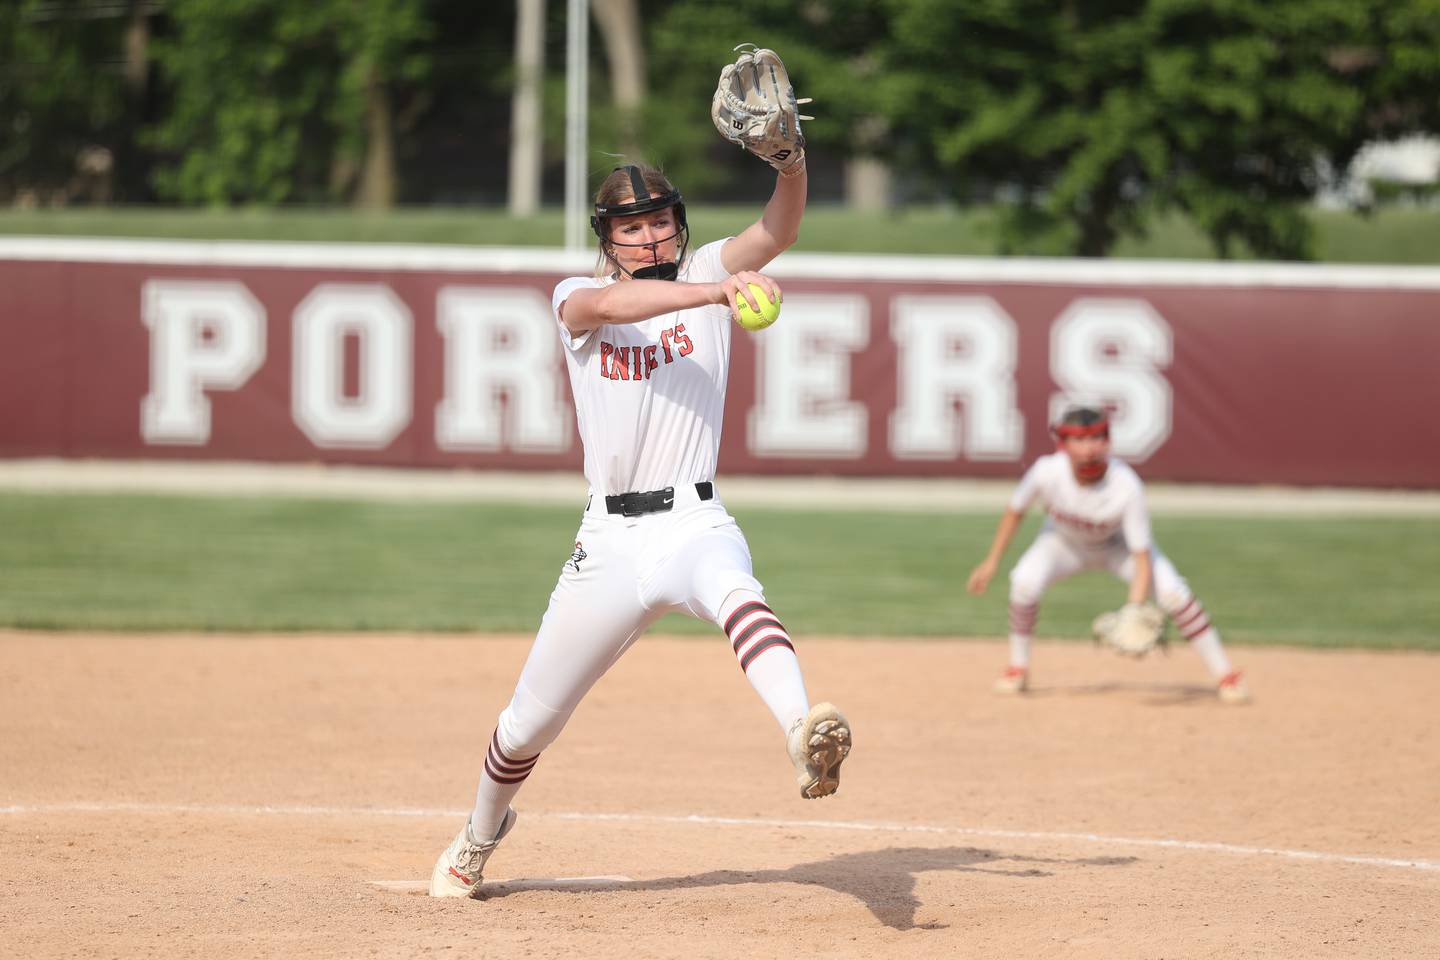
[2,238,1438,487]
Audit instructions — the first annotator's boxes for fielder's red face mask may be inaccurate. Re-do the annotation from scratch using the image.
[1054,419,1111,483]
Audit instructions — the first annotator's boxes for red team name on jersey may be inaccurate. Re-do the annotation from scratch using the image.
[1047,507,1119,537]
[599,324,695,381]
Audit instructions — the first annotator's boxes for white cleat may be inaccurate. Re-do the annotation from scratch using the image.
[787,702,851,800]
[1217,671,1251,704]
[428,807,517,898]
[993,665,1029,695]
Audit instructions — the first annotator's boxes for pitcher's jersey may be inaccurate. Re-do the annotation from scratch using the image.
[552,239,734,497]
[1008,452,1153,551]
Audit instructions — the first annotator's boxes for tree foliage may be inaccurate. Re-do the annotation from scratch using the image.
[876,0,1440,257]
[0,1,129,202]
[147,0,433,205]
[4,0,1439,256]
[643,0,888,194]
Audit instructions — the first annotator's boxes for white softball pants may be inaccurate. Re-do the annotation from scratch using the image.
[497,486,769,760]
[1008,529,1193,610]
[1005,529,1232,678]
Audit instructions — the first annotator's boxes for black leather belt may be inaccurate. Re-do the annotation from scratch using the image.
[605,482,714,517]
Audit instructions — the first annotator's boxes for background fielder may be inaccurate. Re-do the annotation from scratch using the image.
[967,406,1250,703]
[428,47,851,899]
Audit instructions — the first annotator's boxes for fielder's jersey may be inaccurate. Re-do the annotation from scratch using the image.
[1008,452,1153,551]
[552,239,734,497]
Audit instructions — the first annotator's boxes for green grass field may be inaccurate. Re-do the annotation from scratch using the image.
[2,205,1439,263]
[3,491,1436,649]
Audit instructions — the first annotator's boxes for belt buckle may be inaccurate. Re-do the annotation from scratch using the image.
[621,493,646,518]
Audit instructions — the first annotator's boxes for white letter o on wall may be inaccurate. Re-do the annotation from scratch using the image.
[292,284,413,449]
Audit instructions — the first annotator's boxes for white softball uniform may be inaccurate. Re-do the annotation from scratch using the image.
[553,239,733,496]
[1007,452,1191,607]
[1002,451,1234,681]
[494,239,774,761]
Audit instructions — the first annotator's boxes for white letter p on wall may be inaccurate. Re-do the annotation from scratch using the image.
[140,280,266,444]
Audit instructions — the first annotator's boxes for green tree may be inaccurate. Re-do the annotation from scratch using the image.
[643,1,888,195]
[0,1,130,203]
[147,0,432,206]
[879,0,1440,258]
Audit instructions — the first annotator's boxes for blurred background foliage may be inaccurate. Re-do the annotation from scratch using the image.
[2,0,1438,258]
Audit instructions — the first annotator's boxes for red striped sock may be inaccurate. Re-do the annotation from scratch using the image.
[1009,601,1040,636]
[1170,597,1212,641]
[483,729,540,786]
[724,599,796,673]
[719,592,808,732]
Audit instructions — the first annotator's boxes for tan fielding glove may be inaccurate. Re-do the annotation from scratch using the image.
[711,44,811,173]
[1094,602,1166,657]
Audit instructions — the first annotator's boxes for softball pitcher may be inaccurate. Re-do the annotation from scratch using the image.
[967,406,1250,703]
[429,48,851,898]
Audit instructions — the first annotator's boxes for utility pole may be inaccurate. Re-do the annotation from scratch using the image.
[564,0,589,250]
[507,0,544,217]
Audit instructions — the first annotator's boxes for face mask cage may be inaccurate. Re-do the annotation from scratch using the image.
[591,165,689,280]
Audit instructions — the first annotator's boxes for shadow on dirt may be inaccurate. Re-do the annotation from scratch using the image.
[1024,680,1222,705]
[478,845,1138,930]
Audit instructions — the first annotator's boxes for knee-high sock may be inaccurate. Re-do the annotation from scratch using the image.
[1168,596,1233,679]
[1008,601,1040,668]
[721,590,809,733]
[469,728,541,841]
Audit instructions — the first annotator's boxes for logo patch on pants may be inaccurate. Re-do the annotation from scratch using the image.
[564,541,588,574]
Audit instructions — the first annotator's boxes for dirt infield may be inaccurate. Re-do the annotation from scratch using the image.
[3,631,1437,959]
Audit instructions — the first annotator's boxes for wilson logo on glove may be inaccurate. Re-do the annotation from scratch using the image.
[710,44,811,173]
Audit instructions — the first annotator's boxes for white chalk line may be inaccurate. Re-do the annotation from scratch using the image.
[3,801,1436,875]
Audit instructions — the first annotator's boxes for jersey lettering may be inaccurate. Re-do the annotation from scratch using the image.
[554,239,729,494]
[1047,507,1119,536]
[674,324,694,356]
[597,325,696,384]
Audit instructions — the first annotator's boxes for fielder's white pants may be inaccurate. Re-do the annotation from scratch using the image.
[1005,529,1232,679]
[1008,529,1191,608]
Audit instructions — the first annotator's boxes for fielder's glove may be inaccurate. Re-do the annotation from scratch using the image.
[711,44,811,173]
[1093,602,1167,658]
